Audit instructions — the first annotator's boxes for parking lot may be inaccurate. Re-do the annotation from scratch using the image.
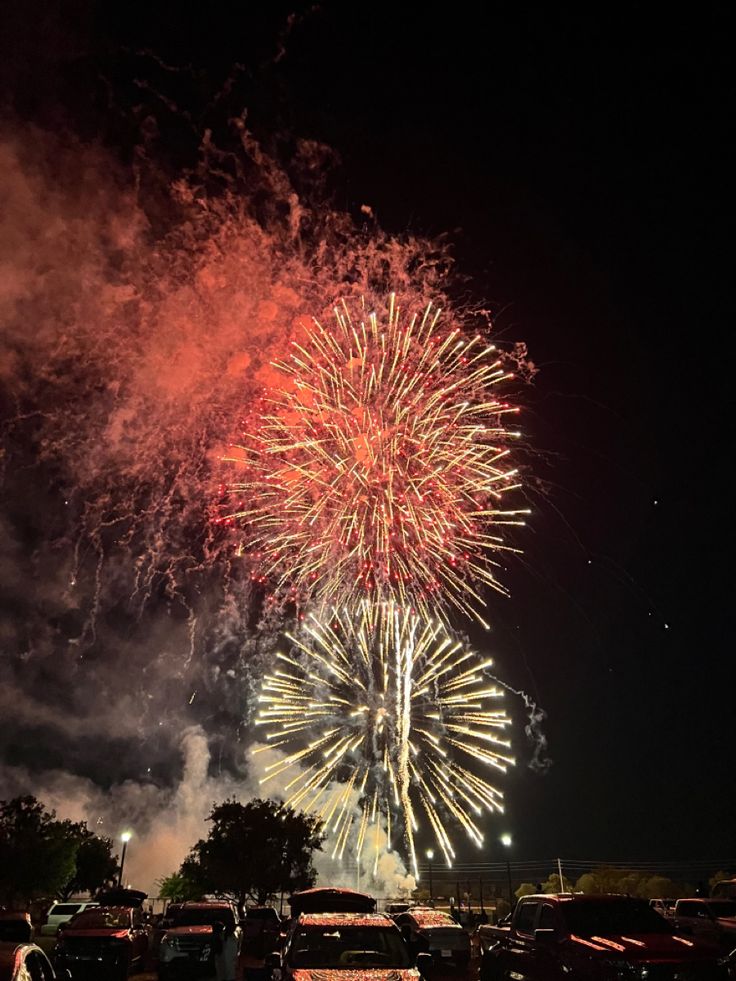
[36,936,479,980]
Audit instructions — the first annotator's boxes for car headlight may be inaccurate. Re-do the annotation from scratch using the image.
[162,935,181,949]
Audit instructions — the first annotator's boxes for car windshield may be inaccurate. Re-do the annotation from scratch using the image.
[70,910,130,929]
[289,926,411,969]
[561,901,673,936]
[707,902,736,918]
[247,908,279,920]
[169,908,235,927]
[413,911,456,928]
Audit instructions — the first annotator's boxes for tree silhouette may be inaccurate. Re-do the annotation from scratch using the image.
[181,798,324,906]
[0,796,78,907]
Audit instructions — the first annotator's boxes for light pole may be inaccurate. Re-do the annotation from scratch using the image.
[118,831,132,887]
[500,834,513,907]
[425,849,434,902]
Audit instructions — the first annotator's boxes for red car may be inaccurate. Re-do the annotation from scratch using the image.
[54,905,149,979]
[394,908,471,968]
[268,911,429,980]
[478,894,728,981]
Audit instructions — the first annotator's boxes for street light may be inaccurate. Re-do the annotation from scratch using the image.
[500,834,513,907]
[426,849,434,902]
[118,831,132,887]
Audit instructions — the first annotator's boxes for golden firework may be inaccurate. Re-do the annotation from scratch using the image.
[253,603,514,878]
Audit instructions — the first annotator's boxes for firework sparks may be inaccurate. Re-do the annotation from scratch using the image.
[223,293,529,626]
[253,603,514,878]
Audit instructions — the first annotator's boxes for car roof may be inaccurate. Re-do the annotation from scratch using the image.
[175,902,232,908]
[72,906,132,915]
[520,893,647,903]
[51,901,96,906]
[298,913,392,928]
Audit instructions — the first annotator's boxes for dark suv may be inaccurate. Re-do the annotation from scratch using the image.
[157,902,241,979]
[243,907,281,957]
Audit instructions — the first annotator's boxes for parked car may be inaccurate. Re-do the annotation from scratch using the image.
[649,898,677,919]
[386,902,412,917]
[477,893,727,981]
[393,908,470,969]
[150,905,184,964]
[267,911,430,980]
[243,906,281,956]
[713,881,736,900]
[54,905,150,979]
[0,912,33,944]
[0,942,71,981]
[675,898,736,948]
[157,901,241,980]
[40,904,99,938]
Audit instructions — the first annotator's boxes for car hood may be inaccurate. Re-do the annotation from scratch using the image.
[716,917,736,929]
[62,929,130,940]
[567,932,719,960]
[164,926,213,937]
[292,970,420,981]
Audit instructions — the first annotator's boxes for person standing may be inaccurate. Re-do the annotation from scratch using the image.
[213,920,239,981]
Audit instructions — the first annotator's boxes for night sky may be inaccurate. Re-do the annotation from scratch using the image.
[1,3,733,868]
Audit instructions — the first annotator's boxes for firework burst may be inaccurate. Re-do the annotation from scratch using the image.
[223,293,529,626]
[254,603,513,878]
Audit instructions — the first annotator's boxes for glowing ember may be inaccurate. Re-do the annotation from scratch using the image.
[223,293,528,626]
[254,603,514,878]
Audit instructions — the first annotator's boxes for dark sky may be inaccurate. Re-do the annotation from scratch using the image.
[2,3,733,865]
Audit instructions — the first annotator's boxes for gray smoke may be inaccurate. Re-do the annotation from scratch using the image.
[484,671,553,774]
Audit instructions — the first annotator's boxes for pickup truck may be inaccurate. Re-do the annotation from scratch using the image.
[674,898,736,948]
[477,893,728,980]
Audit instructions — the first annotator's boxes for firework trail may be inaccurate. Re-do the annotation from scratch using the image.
[223,293,529,626]
[254,603,513,878]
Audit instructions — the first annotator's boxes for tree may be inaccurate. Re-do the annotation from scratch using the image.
[181,798,325,906]
[157,871,204,902]
[541,872,574,893]
[575,867,690,900]
[0,797,79,908]
[515,883,536,899]
[710,870,733,889]
[60,828,119,899]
